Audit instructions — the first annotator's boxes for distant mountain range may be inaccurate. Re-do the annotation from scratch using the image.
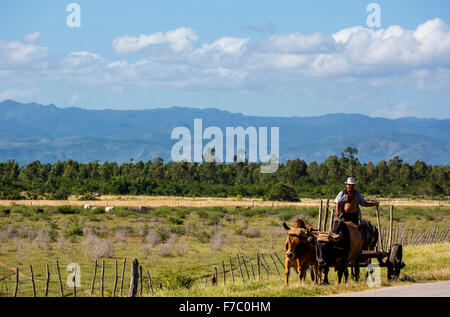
[0,100,449,165]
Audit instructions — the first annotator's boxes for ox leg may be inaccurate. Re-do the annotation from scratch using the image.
[284,258,290,286]
[337,268,343,284]
[344,268,349,283]
[322,266,329,285]
[313,264,319,285]
[299,264,307,282]
[353,261,360,282]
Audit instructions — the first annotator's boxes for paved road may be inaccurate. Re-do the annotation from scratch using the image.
[331,281,450,297]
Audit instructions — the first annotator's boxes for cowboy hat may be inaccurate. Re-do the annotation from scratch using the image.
[345,177,357,185]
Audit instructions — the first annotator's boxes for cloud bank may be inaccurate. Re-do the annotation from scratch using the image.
[1,20,450,116]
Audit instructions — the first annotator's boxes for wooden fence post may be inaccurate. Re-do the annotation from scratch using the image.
[221,261,226,284]
[147,271,154,296]
[30,265,36,297]
[113,259,118,297]
[318,200,323,231]
[139,265,143,296]
[261,254,271,274]
[241,255,250,280]
[120,257,126,297]
[128,258,139,297]
[329,209,335,232]
[56,260,64,297]
[229,258,235,282]
[388,205,394,251]
[375,205,383,252]
[14,268,19,297]
[214,266,218,284]
[101,260,105,297]
[44,264,50,297]
[269,254,281,278]
[259,254,270,279]
[274,253,284,270]
[257,254,261,280]
[323,199,329,232]
[248,256,255,280]
[90,260,97,296]
[236,254,244,282]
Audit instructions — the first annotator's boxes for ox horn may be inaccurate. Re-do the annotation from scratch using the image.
[282,222,291,231]
[330,232,343,242]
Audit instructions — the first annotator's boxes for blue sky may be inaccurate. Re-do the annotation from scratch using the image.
[1,0,450,118]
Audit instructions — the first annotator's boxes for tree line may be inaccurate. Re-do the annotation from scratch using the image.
[0,147,448,200]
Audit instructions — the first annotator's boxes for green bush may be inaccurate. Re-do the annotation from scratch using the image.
[194,230,211,243]
[112,207,133,217]
[63,217,84,238]
[78,193,99,201]
[265,183,299,202]
[167,216,183,225]
[168,225,186,236]
[157,226,171,243]
[158,268,194,290]
[57,205,80,214]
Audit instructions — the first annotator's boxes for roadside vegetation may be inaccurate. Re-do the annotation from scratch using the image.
[0,204,448,297]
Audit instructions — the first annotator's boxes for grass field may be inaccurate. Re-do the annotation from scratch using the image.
[0,203,448,297]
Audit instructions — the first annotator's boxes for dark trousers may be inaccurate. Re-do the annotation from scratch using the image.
[339,212,359,225]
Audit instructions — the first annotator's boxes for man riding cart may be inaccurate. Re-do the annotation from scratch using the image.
[334,177,379,250]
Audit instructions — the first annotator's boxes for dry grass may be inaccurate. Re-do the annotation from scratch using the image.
[2,195,447,208]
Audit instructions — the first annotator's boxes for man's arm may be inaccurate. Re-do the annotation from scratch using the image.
[334,191,343,217]
[357,191,379,207]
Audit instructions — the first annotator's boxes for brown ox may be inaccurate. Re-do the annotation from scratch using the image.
[283,219,319,286]
[2,209,10,217]
[314,220,363,284]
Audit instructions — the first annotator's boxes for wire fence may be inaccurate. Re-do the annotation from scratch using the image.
[209,227,450,287]
[378,225,450,249]
[0,258,157,297]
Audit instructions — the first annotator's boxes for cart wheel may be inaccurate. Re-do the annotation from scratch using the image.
[387,244,403,281]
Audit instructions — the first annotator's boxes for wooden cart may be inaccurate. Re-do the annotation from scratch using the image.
[359,205,405,280]
[317,200,405,281]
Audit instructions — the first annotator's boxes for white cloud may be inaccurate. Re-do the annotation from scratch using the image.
[68,92,81,104]
[22,32,40,43]
[196,37,249,55]
[112,27,198,54]
[1,20,450,94]
[0,39,48,66]
[264,32,335,53]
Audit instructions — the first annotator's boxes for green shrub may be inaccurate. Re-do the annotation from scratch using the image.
[157,226,171,243]
[168,216,183,225]
[112,207,133,217]
[78,193,99,201]
[64,217,84,238]
[159,268,194,290]
[168,225,186,236]
[57,205,80,214]
[194,230,211,243]
[265,183,299,202]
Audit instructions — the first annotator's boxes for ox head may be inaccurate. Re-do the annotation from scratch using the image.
[313,231,343,267]
[283,221,311,258]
